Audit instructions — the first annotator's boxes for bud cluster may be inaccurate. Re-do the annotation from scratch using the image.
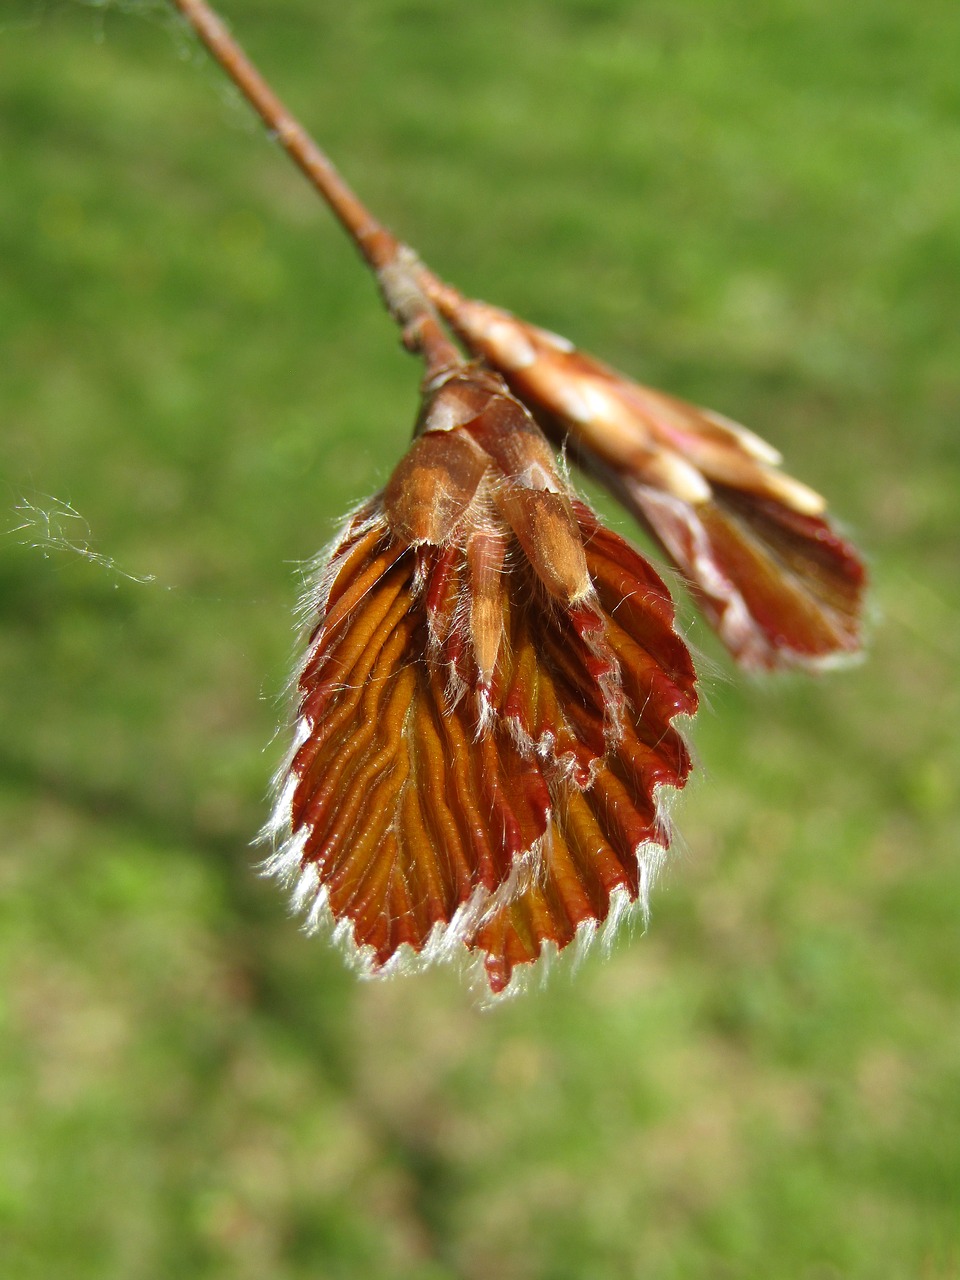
[163,0,866,995]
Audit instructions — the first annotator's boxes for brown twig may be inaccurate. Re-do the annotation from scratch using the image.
[170,0,461,379]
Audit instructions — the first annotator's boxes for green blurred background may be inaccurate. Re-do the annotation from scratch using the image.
[2,1,958,1276]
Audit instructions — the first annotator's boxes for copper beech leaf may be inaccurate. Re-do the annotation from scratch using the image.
[265,369,697,995]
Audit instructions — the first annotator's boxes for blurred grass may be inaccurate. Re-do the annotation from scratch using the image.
[1,1,959,1276]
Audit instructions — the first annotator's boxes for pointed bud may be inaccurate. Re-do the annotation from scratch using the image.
[429,292,867,671]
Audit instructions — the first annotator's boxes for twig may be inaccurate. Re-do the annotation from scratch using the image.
[169,0,460,379]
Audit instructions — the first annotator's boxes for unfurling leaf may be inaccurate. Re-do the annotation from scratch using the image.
[265,367,697,995]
